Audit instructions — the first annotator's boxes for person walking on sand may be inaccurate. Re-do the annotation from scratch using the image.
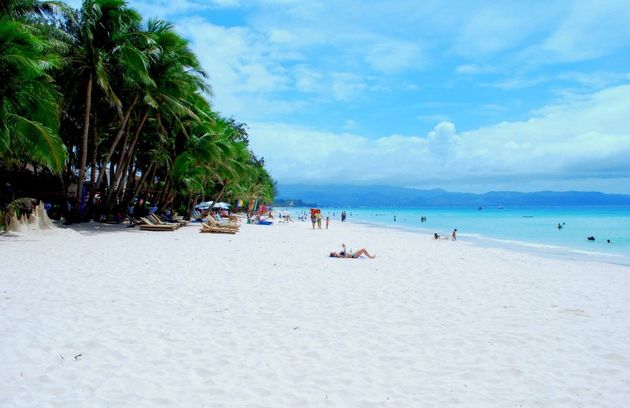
[326,216,330,229]
[316,212,322,229]
[452,228,457,241]
[311,212,316,229]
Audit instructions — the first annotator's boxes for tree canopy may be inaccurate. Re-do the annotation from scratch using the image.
[0,0,275,221]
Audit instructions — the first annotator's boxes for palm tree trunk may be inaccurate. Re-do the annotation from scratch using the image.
[131,162,154,202]
[185,193,195,220]
[154,173,169,206]
[74,72,93,219]
[88,111,99,209]
[247,194,256,216]
[211,178,230,206]
[95,95,138,190]
[120,160,139,203]
[109,111,147,197]
[104,111,148,212]
[158,193,174,214]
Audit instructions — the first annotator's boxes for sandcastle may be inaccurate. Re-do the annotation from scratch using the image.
[7,202,56,232]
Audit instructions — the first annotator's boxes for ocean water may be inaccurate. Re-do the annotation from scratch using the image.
[281,206,630,265]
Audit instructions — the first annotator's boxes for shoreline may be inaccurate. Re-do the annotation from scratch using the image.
[350,219,630,267]
[281,205,630,266]
[2,220,630,406]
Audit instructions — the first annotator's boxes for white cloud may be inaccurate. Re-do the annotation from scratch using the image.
[417,114,450,124]
[532,1,630,63]
[249,84,630,192]
[331,73,367,102]
[453,3,559,57]
[130,0,208,19]
[364,40,423,73]
[211,0,241,7]
[293,65,322,93]
[267,28,299,45]
[175,18,295,118]
[455,64,483,75]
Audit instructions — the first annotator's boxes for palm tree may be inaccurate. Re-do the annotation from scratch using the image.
[2,1,277,221]
[98,18,207,214]
[0,17,66,173]
[60,0,144,217]
[0,0,56,20]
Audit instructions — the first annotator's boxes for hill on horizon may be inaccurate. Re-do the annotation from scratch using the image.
[275,184,630,207]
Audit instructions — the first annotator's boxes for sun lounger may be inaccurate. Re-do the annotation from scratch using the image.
[148,214,184,228]
[200,223,237,234]
[137,216,178,231]
[206,216,239,231]
[162,213,189,226]
[216,213,240,225]
[190,209,205,222]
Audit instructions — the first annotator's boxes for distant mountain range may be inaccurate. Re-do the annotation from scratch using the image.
[275,184,630,207]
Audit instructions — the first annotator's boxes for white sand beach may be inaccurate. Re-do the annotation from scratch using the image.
[2,220,630,407]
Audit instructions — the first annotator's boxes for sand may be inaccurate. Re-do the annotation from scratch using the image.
[1,219,630,407]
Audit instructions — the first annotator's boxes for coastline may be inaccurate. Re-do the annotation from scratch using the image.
[352,219,630,267]
[285,206,630,266]
[2,220,630,406]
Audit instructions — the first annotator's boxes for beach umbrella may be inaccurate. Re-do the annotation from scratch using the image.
[213,202,230,209]
[195,201,213,210]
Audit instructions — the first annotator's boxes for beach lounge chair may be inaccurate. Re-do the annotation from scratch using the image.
[215,213,240,225]
[137,216,178,231]
[200,222,237,234]
[206,217,240,231]
[204,217,240,231]
[159,212,189,227]
[148,214,184,228]
[190,209,204,222]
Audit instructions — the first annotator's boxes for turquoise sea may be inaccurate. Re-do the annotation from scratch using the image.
[280,206,630,266]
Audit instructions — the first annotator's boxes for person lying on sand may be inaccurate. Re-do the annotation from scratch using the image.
[330,243,376,259]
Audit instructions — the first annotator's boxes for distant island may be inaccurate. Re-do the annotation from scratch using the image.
[272,198,318,208]
[276,184,630,207]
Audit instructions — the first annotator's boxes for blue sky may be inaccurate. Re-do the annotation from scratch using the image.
[69,0,630,192]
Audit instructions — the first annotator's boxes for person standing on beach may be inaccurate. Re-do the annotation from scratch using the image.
[316,212,322,229]
[311,213,316,229]
[326,216,330,229]
[452,229,457,241]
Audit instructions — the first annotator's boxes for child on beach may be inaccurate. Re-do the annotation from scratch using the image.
[452,229,457,241]
[326,216,330,229]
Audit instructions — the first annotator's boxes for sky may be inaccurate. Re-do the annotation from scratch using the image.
[68,0,630,193]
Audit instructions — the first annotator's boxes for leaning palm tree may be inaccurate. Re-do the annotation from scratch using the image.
[0,17,66,173]
[60,0,145,217]
[98,17,206,214]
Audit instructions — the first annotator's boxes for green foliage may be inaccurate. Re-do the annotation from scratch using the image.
[0,16,66,173]
[1,0,275,220]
